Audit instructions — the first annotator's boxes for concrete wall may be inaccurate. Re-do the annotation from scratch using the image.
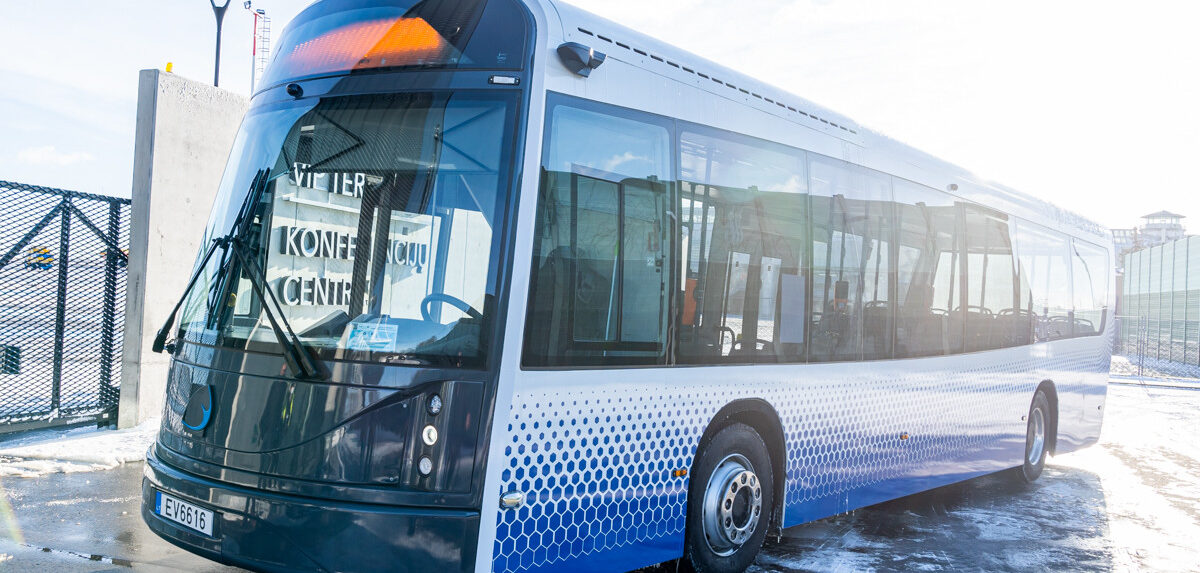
[118,70,248,428]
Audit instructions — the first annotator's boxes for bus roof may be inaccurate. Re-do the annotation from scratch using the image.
[539,0,1109,243]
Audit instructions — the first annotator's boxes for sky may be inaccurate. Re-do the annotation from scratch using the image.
[0,0,1197,231]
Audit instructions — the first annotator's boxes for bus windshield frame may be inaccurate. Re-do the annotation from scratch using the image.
[176,85,523,370]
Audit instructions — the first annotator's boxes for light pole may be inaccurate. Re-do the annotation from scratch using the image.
[210,0,231,87]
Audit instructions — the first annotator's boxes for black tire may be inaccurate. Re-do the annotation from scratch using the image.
[1016,390,1051,483]
[684,423,775,573]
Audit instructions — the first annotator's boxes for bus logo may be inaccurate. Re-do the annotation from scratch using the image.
[181,385,214,432]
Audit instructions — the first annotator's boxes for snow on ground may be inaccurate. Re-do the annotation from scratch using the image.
[1111,354,1200,383]
[0,419,158,478]
[1110,355,1141,377]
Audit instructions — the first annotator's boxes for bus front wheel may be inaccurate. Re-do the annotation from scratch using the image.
[684,423,775,573]
[1016,389,1051,483]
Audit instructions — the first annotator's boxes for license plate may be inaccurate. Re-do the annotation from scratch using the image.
[155,490,215,537]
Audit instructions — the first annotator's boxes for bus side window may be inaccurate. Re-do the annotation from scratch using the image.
[894,180,959,358]
[1071,239,1109,337]
[523,102,673,367]
[963,206,1020,351]
[1014,221,1073,341]
[809,157,893,362]
[675,129,807,364]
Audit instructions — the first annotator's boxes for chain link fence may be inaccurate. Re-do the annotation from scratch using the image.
[0,181,130,433]
[1116,239,1200,382]
[1113,314,1200,381]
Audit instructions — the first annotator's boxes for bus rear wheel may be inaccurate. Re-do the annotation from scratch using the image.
[684,423,775,573]
[1016,389,1051,483]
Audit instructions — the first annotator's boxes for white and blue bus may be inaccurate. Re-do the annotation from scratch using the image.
[142,0,1112,571]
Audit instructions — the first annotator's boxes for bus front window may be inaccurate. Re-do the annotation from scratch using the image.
[178,91,517,368]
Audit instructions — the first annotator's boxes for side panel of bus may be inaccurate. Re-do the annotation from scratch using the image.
[487,343,1108,572]
[478,3,1111,571]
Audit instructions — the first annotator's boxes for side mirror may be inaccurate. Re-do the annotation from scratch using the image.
[557,42,606,77]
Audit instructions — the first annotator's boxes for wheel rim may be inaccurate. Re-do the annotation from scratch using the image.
[1027,405,1045,465]
[702,453,763,557]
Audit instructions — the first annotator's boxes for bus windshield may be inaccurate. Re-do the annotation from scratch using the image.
[178,90,518,369]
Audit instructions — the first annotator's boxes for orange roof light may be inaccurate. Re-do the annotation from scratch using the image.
[258,0,527,89]
[285,17,456,74]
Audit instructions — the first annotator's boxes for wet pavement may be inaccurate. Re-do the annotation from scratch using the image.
[0,383,1197,572]
[0,462,239,572]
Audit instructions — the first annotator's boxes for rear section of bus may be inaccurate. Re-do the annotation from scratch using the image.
[140,1,533,570]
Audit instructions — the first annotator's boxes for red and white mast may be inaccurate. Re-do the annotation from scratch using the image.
[244,2,271,92]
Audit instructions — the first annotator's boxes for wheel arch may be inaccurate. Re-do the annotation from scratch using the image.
[1036,380,1059,455]
[692,398,788,534]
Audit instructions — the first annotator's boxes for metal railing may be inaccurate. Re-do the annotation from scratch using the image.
[0,181,130,433]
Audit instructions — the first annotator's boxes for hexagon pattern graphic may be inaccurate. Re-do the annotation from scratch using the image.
[491,344,1110,573]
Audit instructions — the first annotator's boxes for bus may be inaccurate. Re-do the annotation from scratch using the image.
[141,0,1113,571]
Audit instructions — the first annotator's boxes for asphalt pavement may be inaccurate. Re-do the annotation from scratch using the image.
[0,462,238,572]
[0,383,1196,572]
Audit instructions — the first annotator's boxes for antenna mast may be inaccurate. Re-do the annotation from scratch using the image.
[245,2,271,92]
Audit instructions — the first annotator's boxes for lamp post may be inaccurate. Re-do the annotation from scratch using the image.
[210,0,231,87]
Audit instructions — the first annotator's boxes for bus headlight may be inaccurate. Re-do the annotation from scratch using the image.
[422,425,438,446]
[418,456,433,476]
[427,394,442,415]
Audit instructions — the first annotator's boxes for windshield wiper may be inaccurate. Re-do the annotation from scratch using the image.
[225,236,326,380]
[151,236,227,354]
[151,169,327,380]
[151,235,326,381]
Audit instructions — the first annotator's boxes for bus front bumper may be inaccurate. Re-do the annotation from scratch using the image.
[141,447,481,573]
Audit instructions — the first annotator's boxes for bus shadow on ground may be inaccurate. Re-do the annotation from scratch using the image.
[751,465,1111,572]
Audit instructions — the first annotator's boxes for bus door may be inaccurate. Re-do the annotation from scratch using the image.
[524,100,675,367]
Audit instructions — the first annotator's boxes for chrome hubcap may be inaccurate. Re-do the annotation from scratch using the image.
[702,454,762,557]
[1027,406,1045,465]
